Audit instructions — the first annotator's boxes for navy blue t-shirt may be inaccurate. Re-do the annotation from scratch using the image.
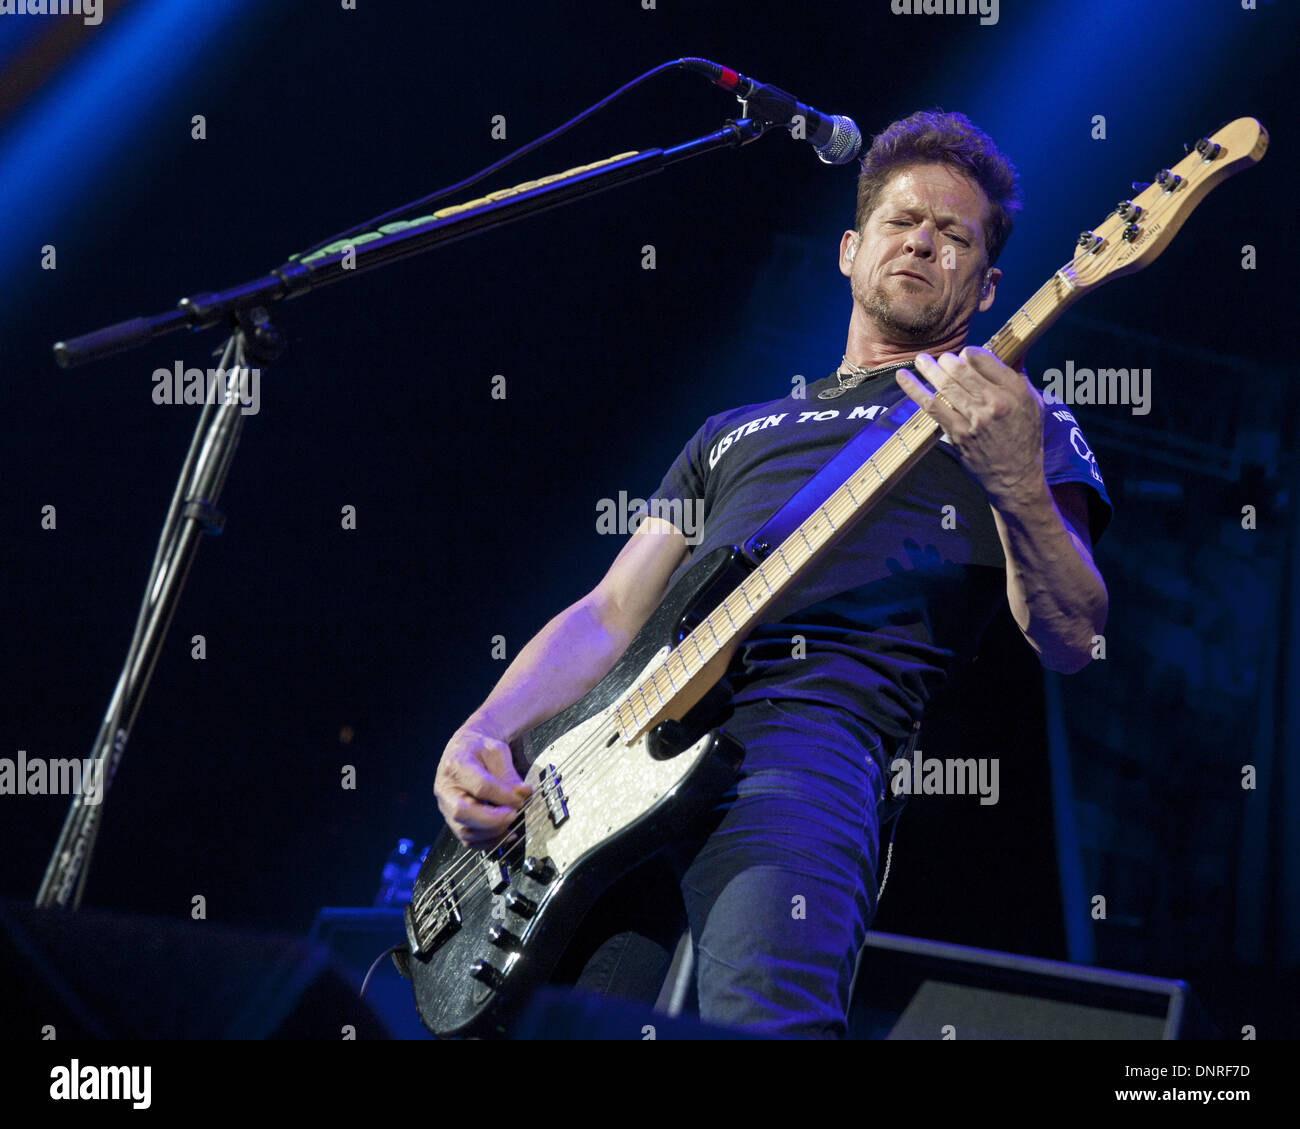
[648,364,1112,742]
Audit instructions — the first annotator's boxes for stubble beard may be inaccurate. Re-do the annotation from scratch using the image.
[854,273,946,342]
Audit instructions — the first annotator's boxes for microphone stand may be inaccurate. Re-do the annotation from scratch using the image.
[38,115,777,909]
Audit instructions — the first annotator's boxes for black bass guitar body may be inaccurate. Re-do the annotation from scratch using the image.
[403,545,749,1037]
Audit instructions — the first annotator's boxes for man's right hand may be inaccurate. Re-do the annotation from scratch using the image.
[431,517,690,850]
[434,726,533,849]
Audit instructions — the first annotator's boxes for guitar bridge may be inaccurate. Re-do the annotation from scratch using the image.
[404,873,462,958]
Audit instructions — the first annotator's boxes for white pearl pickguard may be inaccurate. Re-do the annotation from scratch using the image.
[520,648,713,874]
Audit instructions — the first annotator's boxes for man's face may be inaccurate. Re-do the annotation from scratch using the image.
[839,163,999,343]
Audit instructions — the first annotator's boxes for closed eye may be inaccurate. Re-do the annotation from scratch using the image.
[888,220,971,245]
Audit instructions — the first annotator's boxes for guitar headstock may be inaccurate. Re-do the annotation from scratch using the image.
[1064,117,1268,293]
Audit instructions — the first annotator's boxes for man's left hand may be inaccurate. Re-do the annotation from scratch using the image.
[897,346,1046,506]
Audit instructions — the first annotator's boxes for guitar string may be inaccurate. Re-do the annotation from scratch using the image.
[408,163,1208,932]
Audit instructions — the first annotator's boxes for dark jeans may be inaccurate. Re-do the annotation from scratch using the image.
[550,697,889,1039]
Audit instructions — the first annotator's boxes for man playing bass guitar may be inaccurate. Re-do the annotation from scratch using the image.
[433,110,1111,1038]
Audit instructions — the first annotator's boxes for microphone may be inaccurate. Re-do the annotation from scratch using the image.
[678,57,862,165]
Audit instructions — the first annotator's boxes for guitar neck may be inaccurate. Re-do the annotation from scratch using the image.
[613,266,1083,741]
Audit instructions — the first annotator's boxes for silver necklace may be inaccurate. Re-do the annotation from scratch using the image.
[816,355,914,400]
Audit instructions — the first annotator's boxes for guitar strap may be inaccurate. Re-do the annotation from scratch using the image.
[741,385,931,567]
[736,375,938,799]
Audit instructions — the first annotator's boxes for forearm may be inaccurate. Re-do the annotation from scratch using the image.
[463,596,633,744]
[990,479,1108,674]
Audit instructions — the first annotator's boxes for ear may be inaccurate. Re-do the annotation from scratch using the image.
[838,230,858,278]
[977,266,1001,313]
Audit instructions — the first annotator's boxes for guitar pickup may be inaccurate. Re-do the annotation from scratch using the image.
[403,874,462,958]
[480,849,509,894]
[539,763,569,828]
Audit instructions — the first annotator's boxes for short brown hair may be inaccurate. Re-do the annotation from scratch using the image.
[854,110,1021,266]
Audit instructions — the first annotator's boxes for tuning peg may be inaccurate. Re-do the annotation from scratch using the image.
[1131,181,1151,193]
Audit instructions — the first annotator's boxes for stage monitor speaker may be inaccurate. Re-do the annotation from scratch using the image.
[311,907,750,1039]
[850,930,1216,1039]
[0,900,394,1039]
[309,906,432,1039]
[509,984,756,1039]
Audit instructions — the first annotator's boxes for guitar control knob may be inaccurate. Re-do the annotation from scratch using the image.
[505,891,538,918]
[469,959,503,988]
[488,925,522,951]
[523,856,557,884]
